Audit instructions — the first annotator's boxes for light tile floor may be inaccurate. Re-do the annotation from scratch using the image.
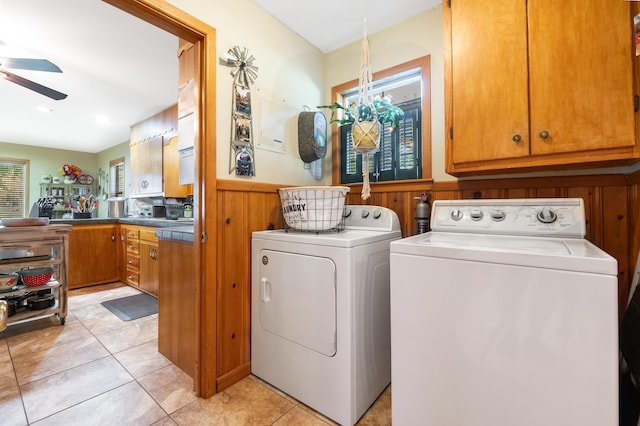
[0,282,391,425]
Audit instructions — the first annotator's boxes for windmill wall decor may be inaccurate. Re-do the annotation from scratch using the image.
[221,46,258,176]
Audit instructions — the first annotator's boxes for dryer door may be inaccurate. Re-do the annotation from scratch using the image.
[256,250,337,356]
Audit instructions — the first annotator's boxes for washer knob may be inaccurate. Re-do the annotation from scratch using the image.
[343,208,352,218]
[450,209,463,221]
[490,210,506,221]
[470,209,484,221]
[537,207,557,224]
[361,210,370,219]
[372,209,382,219]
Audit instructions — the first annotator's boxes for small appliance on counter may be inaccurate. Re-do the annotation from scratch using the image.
[151,198,166,218]
[107,197,127,218]
[165,203,184,220]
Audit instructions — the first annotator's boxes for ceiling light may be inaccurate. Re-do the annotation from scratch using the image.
[95,114,110,125]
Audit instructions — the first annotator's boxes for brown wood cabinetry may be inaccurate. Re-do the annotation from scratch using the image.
[130,104,190,198]
[158,238,196,378]
[68,224,118,289]
[444,0,637,176]
[119,224,159,297]
[130,105,178,197]
[163,135,192,198]
[138,228,159,296]
[122,225,140,288]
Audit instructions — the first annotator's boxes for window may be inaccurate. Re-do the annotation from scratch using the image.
[0,158,28,218]
[109,157,125,198]
[341,98,421,183]
[330,56,431,186]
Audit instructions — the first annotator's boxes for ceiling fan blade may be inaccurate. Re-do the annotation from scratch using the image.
[0,57,62,73]
[0,70,67,100]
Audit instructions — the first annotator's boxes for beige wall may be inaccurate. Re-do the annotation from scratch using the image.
[323,7,446,180]
[168,0,331,185]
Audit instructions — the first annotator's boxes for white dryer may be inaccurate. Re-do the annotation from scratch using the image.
[390,198,618,426]
[251,205,401,426]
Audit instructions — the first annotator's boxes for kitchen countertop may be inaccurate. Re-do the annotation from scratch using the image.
[50,217,194,228]
[155,225,195,243]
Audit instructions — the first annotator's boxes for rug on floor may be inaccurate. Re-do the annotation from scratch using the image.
[101,293,158,321]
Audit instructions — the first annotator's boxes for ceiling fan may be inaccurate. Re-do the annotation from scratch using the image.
[0,56,68,100]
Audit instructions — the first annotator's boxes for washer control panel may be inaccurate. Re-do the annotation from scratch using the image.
[342,205,401,231]
[430,198,586,237]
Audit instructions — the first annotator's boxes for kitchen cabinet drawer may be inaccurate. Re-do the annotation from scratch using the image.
[126,254,139,270]
[126,240,140,255]
[126,229,140,240]
[126,270,139,286]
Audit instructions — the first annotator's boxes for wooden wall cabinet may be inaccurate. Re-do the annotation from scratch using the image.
[163,135,192,198]
[444,0,638,176]
[68,224,118,289]
[129,105,178,197]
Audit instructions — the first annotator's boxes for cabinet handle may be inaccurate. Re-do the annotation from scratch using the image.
[539,130,549,139]
[512,134,521,142]
[111,234,115,242]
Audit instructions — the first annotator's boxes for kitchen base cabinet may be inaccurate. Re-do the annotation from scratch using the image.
[158,238,195,378]
[120,224,159,297]
[68,224,118,289]
[139,229,159,297]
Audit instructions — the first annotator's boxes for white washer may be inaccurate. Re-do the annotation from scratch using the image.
[390,198,618,426]
[252,205,401,426]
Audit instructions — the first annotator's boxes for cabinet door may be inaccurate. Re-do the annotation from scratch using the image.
[528,0,635,155]
[130,135,163,196]
[163,135,193,198]
[68,225,118,289]
[139,240,159,297]
[450,0,530,164]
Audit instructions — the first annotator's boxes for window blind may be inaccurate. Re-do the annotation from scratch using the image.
[0,158,27,218]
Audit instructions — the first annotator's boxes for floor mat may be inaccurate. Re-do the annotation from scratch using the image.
[101,293,158,321]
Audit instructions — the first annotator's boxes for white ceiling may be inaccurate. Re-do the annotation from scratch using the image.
[0,0,439,154]
[0,0,178,153]
[252,0,441,53]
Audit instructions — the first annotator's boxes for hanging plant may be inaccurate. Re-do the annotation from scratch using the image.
[317,21,404,200]
[318,96,404,130]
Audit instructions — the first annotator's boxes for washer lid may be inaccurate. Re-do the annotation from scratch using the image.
[390,232,617,276]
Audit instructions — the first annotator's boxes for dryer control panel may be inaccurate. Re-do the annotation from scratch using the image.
[343,205,401,232]
[430,198,586,238]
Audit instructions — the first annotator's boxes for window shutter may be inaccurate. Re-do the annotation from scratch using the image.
[0,159,27,218]
[396,104,421,180]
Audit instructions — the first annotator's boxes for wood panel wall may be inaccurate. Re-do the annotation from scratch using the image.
[216,172,640,388]
[215,180,281,391]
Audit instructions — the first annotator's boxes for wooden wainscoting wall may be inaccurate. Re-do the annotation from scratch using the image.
[216,180,282,391]
[217,172,637,388]
[348,174,631,320]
